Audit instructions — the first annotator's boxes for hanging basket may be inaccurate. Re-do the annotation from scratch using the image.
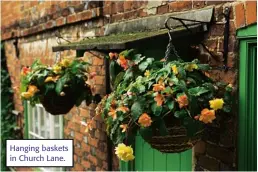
[143,115,204,153]
[146,126,203,153]
[40,88,76,115]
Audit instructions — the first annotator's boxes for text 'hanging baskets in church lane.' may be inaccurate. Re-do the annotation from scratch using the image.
[20,57,95,115]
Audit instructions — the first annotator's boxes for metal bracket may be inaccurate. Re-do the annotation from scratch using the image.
[164,7,232,71]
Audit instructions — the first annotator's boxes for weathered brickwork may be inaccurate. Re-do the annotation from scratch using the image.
[1,0,257,171]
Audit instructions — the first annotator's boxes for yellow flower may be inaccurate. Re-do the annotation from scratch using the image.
[138,113,152,127]
[60,58,72,67]
[44,76,60,83]
[115,143,135,162]
[120,124,128,133]
[209,98,224,110]
[171,65,178,75]
[144,70,150,77]
[53,65,62,74]
[185,64,198,72]
[21,92,33,99]
[199,108,216,124]
[27,85,39,95]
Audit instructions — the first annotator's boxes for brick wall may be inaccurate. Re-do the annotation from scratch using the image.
[2,0,257,171]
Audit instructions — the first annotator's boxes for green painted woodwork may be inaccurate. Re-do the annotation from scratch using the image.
[237,24,257,39]
[238,24,257,171]
[24,101,29,139]
[134,135,192,171]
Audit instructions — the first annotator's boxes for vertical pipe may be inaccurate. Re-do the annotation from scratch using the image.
[105,56,113,171]
[223,7,230,70]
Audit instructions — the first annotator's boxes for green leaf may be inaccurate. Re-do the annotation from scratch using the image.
[178,66,186,78]
[133,54,145,64]
[183,117,203,137]
[109,60,116,84]
[124,68,133,81]
[113,72,125,89]
[157,119,169,136]
[174,110,188,119]
[55,74,69,94]
[139,127,152,140]
[44,83,55,94]
[151,103,162,116]
[138,58,154,71]
[131,100,144,121]
[188,86,209,96]
[197,64,211,71]
[165,100,174,110]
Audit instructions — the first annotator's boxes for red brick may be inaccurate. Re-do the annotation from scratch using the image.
[116,1,124,13]
[56,17,66,26]
[88,137,98,147]
[74,164,84,171]
[168,1,192,12]
[81,160,91,168]
[88,154,98,165]
[67,14,77,24]
[96,150,106,161]
[193,1,206,9]
[103,5,111,16]
[75,148,83,157]
[74,132,83,141]
[235,3,245,28]
[111,13,124,22]
[246,1,257,25]
[79,10,92,21]
[157,5,168,14]
[124,1,132,11]
[81,142,91,152]
[95,76,104,85]
[45,20,55,29]
[138,9,147,17]
[73,154,78,163]
[92,57,104,65]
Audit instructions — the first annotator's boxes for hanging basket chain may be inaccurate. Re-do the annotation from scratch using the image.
[163,31,181,66]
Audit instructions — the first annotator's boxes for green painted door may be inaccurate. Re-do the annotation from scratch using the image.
[238,24,257,171]
[135,135,192,171]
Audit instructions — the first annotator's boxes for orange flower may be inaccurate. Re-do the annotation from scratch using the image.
[177,94,188,108]
[108,107,117,120]
[118,55,129,70]
[27,85,39,95]
[199,108,216,124]
[153,83,165,92]
[154,93,164,106]
[109,52,118,59]
[138,113,152,127]
[120,124,128,133]
[117,106,129,113]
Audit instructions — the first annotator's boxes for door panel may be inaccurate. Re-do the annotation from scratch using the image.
[134,135,192,171]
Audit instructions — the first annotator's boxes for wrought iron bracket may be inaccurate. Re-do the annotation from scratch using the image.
[164,7,232,71]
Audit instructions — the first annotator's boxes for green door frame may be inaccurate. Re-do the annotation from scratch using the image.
[237,24,257,171]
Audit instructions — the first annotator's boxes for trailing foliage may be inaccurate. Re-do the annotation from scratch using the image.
[1,48,16,171]
[20,57,94,112]
[95,49,233,162]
